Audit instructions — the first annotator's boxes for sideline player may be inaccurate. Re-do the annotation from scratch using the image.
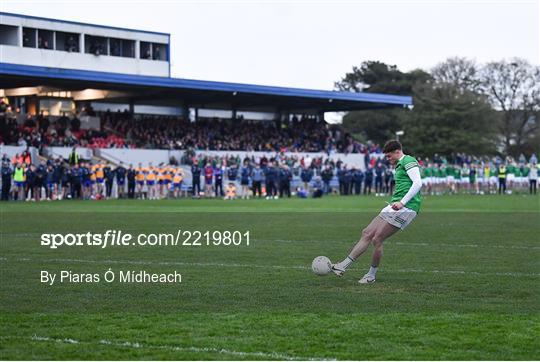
[331,140,422,284]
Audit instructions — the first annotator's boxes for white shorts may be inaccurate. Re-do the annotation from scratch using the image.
[507,174,515,182]
[490,176,498,185]
[379,205,417,230]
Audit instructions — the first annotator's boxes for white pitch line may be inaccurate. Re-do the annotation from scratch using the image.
[269,239,540,250]
[0,335,329,361]
[394,242,540,250]
[1,257,539,277]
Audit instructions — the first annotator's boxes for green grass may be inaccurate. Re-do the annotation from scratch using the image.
[1,195,539,360]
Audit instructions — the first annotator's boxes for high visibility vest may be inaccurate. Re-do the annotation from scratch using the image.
[499,166,506,178]
[14,167,25,182]
[69,152,78,165]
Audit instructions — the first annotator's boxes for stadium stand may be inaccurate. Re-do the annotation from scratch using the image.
[1,106,376,154]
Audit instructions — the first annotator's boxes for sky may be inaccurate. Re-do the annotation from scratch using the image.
[2,0,539,92]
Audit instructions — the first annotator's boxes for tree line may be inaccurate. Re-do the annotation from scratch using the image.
[335,58,539,158]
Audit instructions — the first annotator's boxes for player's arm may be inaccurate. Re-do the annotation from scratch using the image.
[392,166,422,210]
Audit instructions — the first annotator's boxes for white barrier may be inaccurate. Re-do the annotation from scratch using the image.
[23,146,375,170]
[0,145,39,164]
[97,148,182,167]
[44,146,93,161]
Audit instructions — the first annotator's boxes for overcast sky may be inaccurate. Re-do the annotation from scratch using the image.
[3,0,539,91]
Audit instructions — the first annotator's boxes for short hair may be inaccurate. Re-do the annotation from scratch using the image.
[383,140,402,153]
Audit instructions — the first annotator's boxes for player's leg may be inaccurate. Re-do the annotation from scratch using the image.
[332,215,386,276]
[359,220,400,284]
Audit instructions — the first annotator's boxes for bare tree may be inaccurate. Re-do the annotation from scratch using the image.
[480,58,540,155]
[432,57,481,92]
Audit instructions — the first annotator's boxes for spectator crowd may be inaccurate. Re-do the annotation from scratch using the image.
[1,104,383,154]
[1,147,537,203]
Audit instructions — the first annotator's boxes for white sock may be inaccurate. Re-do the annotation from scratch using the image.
[368,266,378,277]
[335,256,355,271]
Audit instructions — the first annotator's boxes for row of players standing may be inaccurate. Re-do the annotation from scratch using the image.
[1,156,187,201]
[420,162,539,195]
[335,163,394,196]
[190,161,294,198]
[188,158,393,198]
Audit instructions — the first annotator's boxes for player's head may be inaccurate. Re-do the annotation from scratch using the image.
[383,140,403,164]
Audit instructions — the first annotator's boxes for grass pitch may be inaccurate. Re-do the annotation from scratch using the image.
[1,195,539,360]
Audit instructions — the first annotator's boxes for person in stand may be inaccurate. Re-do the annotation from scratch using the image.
[364,166,373,195]
[224,182,237,200]
[265,162,278,199]
[127,164,136,199]
[214,164,224,197]
[70,163,83,200]
[115,162,127,199]
[80,162,91,200]
[383,167,394,196]
[239,161,251,199]
[1,160,12,201]
[343,166,352,195]
[191,162,202,198]
[135,163,146,199]
[204,163,214,197]
[35,160,47,201]
[172,168,184,199]
[301,166,313,192]
[104,162,114,199]
[374,162,385,196]
[321,165,333,194]
[12,162,25,201]
[68,146,79,166]
[338,166,346,195]
[352,167,364,195]
[25,164,37,201]
[498,163,507,194]
[251,163,264,198]
[529,162,538,195]
[278,164,292,198]
[45,162,55,200]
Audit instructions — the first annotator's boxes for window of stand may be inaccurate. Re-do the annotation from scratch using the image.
[85,34,108,56]
[37,29,54,50]
[55,31,80,52]
[22,27,37,48]
[0,24,19,46]
[109,37,135,58]
[140,41,152,60]
[151,42,167,61]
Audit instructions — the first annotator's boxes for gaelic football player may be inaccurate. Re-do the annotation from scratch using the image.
[332,140,422,284]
